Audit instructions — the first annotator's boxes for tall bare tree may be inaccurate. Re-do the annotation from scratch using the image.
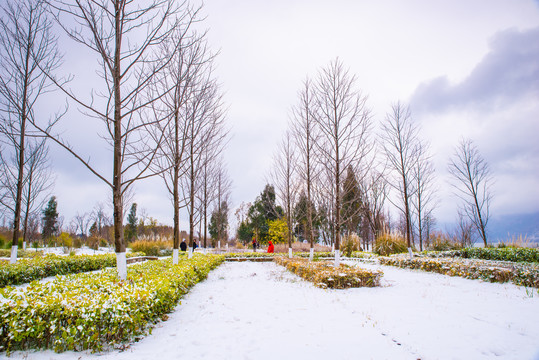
[181,68,225,257]
[380,102,419,255]
[360,170,389,247]
[448,138,493,247]
[290,78,320,260]
[0,0,61,263]
[268,130,298,258]
[312,58,372,266]
[31,0,184,278]
[149,9,211,263]
[412,142,437,251]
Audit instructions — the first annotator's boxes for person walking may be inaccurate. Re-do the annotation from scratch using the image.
[180,239,187,252]
[252,237,257,252]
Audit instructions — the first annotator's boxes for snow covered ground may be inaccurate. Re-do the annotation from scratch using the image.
[7,260,539,360]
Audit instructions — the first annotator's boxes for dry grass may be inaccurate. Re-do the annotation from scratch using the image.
[273,242,331,253]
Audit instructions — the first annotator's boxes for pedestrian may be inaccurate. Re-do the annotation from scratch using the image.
[192,239,198,252]
[252,237,257,252]
[267,240,274,253]
[180,239,187,252]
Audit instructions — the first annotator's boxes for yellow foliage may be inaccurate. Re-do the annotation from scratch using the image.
[267,218,288,244]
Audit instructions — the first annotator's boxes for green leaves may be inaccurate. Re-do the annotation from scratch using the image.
[0,253,145,288]
[379,256,539,288]
[0,254,224,353]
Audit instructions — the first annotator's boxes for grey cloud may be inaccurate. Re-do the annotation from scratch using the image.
[411,27,539,113]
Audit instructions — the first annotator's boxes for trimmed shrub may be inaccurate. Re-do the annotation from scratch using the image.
[275,256,382,289]
[379,256,539,288]
[373,233,408,256]
[0,253,144,288]
[0,254,224,353]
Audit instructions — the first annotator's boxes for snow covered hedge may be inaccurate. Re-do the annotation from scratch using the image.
[379,256,539,288]
[423,248,539,264]
[0,253,145,288]
[0,254,224,353]
[275,257,383,289]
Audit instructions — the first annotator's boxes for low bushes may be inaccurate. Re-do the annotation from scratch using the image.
[0,254,224,353]
[0,253,144,288]
[423,247,539,264]
[379,256,539,288]
[373,233,408,256]
[275,256,382,289]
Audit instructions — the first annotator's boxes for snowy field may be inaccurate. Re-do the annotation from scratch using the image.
[6,260,539,360]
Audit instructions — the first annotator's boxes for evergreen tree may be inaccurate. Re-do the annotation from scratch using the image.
[246,185,283,243]
[209,201,229,245]
[125,203,137,242]
[341,165,363,235]
[41,196,58,239]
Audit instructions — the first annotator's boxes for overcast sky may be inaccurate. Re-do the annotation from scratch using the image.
[46,0,539,232]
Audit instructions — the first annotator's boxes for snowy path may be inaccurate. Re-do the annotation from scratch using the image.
[7,260,539,360]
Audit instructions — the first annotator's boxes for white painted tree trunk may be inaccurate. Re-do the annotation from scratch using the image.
[288,247,293,258]
[116,252,127,280]
[331,244,335,253]
[188,247,193,259]
[218,240,221,249]
[408,247,413,260]
[173,248,179,264]
[23,241,26,251]
[309,248,314,261]
[334,249,340,267]
[10,245,18,264]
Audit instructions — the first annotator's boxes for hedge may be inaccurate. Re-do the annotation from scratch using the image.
[378,256,539,288]
[274,256,382,289]
[0,253,144,288]
[0,254,224,353]
[424,247,539,264]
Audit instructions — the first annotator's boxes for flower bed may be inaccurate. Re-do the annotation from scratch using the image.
[274,256,383,289]
[0,254,224,353]
[379,256,539,288]
[0,253,144,288]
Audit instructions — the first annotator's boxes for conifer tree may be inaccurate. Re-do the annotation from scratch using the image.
[41,196,58,240]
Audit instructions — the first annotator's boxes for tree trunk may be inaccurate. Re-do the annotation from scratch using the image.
[113,2,126,279]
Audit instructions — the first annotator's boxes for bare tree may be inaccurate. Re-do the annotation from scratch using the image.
[312,58,372,266]
[380,102,419,255]
[448,138,493,247]
[20,139,54,248]
[72,211,91,238]
[31,0,184,278]
[0,0,61,263]
[359,170,389,249]
[290,78,320,259]
[210,161,232,248]
[411,142,437,251]
[181,68,225,257]
[149,9,212,262]
[268,130,298,258]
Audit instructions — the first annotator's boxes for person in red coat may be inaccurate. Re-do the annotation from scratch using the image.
[267,240,274,253]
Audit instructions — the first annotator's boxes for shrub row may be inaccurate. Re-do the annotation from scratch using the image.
[0,253,144,288]
[422,247,539,264]
[0,250,43,259]
[274,256,383,289]
[0,254,224,353]
[378,256,539,288]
